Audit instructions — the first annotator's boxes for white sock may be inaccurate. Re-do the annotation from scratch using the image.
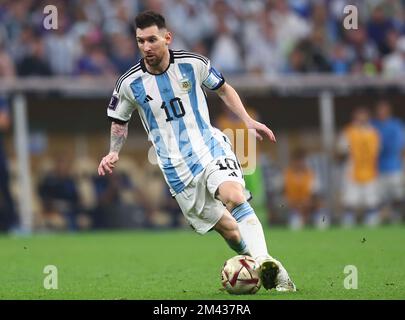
[231,202,270,264]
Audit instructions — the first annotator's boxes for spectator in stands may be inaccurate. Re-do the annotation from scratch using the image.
[244,10,285,76]
[372,100,405,223]
[210,18,243,74]
[44,12,81,76]
[344,25,380,75]
[1,0,404,76]
[310,1,339,47]
[330,42,351,75]
[17,34,52,76]
[2,0,405,77]
[0,95,19,232]
[77,44,116,76]
[289,0,311,18]
[0,0,33,49]
[7,25,34,65]
[288,29,332,73]
[383,28,400,56]
[269,0,312,59]
[163,0,215,50]
[367,4,396,56]
[283,148,326,230]
[337,107,381,227]
[382,36,405,76]
[286,45,307,73]
[38,154,81,231]
[109,33,138,74]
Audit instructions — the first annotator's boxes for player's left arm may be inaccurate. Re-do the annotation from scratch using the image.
[216,83,276,142]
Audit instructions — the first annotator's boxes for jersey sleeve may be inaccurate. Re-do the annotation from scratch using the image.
[107,80,136,124]
[199,58,225,91]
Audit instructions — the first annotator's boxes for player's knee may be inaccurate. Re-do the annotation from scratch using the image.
[221,187,246,210]
[218,182,246,207]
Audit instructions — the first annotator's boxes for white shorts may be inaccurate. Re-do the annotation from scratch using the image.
[175,152,247,235]
[341,179,380,209]
[379,172,404,203]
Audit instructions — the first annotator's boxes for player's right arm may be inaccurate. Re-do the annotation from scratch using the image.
[98,122,128,176]
[98,82,136,176]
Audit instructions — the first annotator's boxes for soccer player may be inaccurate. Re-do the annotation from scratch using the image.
[337,107,381,226]
[283,149,327,230]
[98,11,295,292]
[372,100,405,222]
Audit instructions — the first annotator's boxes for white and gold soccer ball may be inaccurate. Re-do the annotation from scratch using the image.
[221,255,262,295]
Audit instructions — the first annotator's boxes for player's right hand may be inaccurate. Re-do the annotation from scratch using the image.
[98,152,119,176]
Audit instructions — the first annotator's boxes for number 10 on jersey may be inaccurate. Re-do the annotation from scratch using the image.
[161,97,186,122]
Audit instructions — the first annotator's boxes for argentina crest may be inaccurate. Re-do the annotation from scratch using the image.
[180,76,192,93]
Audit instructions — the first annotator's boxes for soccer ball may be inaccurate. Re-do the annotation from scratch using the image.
[221,255,261,294]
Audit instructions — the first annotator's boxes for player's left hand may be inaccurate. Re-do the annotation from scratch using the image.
[245,119,276,143]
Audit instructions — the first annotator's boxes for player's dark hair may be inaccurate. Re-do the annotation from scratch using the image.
[135,11,166,30]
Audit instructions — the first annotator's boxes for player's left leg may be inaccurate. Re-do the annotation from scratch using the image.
[216,181,296,292]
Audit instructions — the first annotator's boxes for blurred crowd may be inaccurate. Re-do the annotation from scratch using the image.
[1,0,405,78]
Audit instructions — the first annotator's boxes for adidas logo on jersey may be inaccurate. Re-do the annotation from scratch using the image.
[228,172,238,177]
[144,95,153,103]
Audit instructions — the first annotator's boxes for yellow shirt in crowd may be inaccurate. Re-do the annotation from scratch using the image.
[284,168,315,207]
[343,125,380,183]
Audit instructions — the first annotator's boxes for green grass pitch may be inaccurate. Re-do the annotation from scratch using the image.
[0,226,404,299]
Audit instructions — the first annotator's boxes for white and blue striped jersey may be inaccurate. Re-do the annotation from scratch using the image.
[107,50,230,195]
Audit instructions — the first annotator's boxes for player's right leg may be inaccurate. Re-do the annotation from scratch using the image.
[216,181,296,292]
[213,210,250,255]
[213,205,294,292]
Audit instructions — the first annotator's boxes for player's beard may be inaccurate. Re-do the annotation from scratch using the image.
[144,54,162,67]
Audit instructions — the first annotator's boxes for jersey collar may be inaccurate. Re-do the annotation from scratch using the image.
[140,49,175,75]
